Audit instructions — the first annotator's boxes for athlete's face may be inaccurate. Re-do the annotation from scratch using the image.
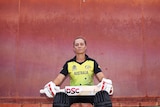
[73,38,87,54]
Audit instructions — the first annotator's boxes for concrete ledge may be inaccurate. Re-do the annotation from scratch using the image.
[0,97,160,106]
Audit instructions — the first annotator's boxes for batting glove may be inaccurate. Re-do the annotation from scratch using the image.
[40,81,60,98]
[98,78,113,95]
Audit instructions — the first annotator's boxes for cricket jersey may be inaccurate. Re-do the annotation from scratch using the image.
[60,55,102,86]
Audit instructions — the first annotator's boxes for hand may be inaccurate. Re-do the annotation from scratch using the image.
[40,81,60,98]
[97,78,113,95]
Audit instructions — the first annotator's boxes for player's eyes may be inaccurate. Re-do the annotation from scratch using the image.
[75,43,79,46]
[75,43,85,46]
[80,43,84,46]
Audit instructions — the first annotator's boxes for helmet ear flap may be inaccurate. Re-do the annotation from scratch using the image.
[53,92,70,107]
[94,90,112,107]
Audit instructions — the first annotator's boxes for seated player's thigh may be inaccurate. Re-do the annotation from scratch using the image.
[71,103,93,107]
[80,103,93,107]
[70,103,81,107]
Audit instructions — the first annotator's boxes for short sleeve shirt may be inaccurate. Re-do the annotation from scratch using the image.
[60,55,102,86]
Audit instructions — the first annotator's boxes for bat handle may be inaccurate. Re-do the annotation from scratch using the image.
[40,89,45,94]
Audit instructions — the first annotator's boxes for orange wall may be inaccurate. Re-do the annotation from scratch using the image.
[0,0,160,98]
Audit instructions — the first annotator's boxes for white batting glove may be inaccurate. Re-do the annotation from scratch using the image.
[40,81,60,98]
[98,78,113,95]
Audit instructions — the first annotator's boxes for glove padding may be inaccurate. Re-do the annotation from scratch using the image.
[98,78,113,95]
[40,81,60,98]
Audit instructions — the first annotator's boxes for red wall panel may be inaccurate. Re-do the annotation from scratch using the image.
[0,0,160,98]
[0,0,19,96]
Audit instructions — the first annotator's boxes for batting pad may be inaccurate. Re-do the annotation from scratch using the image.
[53,92,70,107]
[94,90,112,107]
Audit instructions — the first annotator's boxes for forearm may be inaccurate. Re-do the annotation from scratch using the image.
[53,73,65,86]
[96,72,105,82]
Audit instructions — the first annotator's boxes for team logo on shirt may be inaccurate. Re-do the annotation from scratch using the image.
[72,65,77,71]
[85,65,91,70]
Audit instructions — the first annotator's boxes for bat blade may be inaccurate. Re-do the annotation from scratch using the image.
[64,85,100,96]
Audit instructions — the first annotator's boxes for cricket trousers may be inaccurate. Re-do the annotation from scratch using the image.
[53,90,112,107]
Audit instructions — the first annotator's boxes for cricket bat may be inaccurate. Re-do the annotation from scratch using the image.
[40,79,113,97]
[40,85,101,96]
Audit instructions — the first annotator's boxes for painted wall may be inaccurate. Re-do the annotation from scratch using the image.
[0,0,160,98]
